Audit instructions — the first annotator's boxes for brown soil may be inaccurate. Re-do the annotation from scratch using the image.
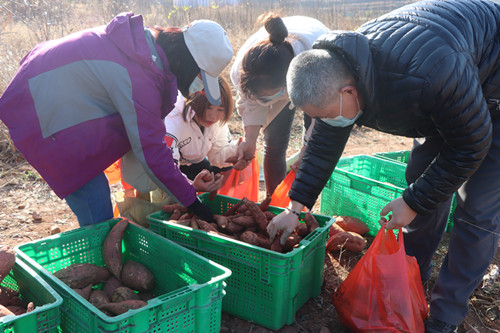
[1,124,499,333]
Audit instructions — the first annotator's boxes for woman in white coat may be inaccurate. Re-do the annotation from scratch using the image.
[230,14,329,195]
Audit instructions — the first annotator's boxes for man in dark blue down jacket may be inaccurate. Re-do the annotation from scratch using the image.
[267,0,500,332]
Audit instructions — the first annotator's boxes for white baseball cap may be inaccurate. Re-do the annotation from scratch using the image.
[182,20,233,106]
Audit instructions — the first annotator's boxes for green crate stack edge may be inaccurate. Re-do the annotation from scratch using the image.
[14,218,231,333]
[1,260,62,333]
[147,193,334,331]
[373,150,456,232]
[320,154,407,236]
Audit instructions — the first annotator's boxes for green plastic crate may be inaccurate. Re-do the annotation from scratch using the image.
[320,155,406,236]
[336,155,408,188]
[14,218,231,333]
[147,193,334,330]
[1,260,62,333]
[374,150,410,165]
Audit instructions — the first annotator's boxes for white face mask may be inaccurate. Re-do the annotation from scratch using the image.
[188,76,204,94]
[321,94,363,127]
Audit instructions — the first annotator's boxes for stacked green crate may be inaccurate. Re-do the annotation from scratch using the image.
[320,155,406,236]
[15,219,231,333]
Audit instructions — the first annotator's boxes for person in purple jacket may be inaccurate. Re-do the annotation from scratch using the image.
[0,12,233,226]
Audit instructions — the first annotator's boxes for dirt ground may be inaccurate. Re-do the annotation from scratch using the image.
[0,124,499,333]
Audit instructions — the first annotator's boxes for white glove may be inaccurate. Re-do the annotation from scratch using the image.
[267,209,300,245]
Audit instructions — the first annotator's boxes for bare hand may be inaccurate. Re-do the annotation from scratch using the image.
[193,170,223,192]
[379,197,417,229]
[237,139,256,161]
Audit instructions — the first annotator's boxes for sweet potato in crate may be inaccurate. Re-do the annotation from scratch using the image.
[14,218,231,333]
[147,193,334,330]
[1,259,62,333]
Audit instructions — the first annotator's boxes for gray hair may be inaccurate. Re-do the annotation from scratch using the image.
[286,49,353,109]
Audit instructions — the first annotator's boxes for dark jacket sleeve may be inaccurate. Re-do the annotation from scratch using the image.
[289,119,352,209]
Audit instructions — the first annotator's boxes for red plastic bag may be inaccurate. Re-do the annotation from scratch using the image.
[104,159,122,185]
[218,157,259,202]
[332,226,428,333]
[269,169,296,208]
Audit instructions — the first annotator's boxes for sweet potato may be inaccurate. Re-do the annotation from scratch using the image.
[111,286,140,302]
[26,302,35,313]
[270,231,284,253]
[102,276,122,299]
[0,286,17,306]
[190,216,199,229]
[239,231,271,249]
[0,304,14,317]
[161,203,187,213]
[295,223,309,238]
[259,195,272,211]
[263,210,276,221]
[89,290,110,309]
[229,215,256,228]
[0,245,15,283]
[236,204,248,214]
[5,305,25,315]
[103,219,129,279]
[223,199,244,216]
[53,263,110,289]
[283,234,302,253]
[179,212,193,220]
[329,222,345,237]
[170,219,191,226]
[99,300,147,315]
[8,296,23,307]
[73,284,93,300]
[224,221,244,234]
[243,198,268,234]
[304,212,319,233]
[169,208,182,221]
[335,216,370,235]
[214,215,229,229]
[326,231,366,253]
[197,219,219,232]
[121,260,154,292]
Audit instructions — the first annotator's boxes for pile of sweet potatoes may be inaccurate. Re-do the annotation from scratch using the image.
[326,216,369,253]
[0,245,35,318]
[161,197,321,253]
[52,219,155,316]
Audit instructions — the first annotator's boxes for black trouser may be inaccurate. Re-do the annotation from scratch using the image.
[262,103,311,195]
[404,118,500,325]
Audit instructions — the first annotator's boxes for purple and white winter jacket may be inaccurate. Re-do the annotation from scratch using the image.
[0,13,197,206]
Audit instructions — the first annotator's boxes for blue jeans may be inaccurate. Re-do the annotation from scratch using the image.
[65,172,114,227]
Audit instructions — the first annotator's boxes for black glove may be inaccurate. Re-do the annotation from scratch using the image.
[187,197,214,223]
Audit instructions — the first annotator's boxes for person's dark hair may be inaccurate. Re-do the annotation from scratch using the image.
[183,76,234,125]
[153,27,199,97]
[239,14,294,98]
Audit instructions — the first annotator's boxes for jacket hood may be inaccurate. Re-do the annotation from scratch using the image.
[313,31,378,125]
[106,13,178,118]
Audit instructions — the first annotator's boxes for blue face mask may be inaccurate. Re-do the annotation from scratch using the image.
[321,94,363,127]
[258,88,285,102]
[188,76,204,94]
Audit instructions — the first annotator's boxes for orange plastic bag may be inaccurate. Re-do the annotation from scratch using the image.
[104,160,122,185]
[218,157,259,202]
[332,226,428,333]
[269,169,296,208]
